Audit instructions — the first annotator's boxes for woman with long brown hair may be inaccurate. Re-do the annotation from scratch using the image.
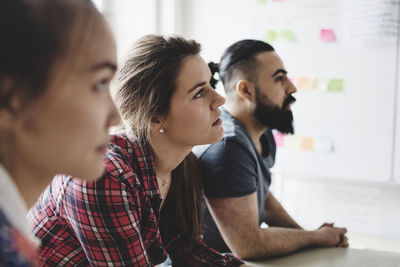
[30,35,249,266]
[0,0,120,265]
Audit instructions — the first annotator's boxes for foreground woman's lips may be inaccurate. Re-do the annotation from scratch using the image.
[212,118,222,126]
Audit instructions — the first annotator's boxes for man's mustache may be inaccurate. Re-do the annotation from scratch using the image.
[283,95,296,109]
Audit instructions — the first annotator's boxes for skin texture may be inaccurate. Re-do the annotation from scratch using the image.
[161,54,225,147]
[150,54,225,206]
[208,50,348,260]
[0,15,120,208]
[149,53,251,266]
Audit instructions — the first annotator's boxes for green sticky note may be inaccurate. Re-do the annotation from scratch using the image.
[279,29,295,42]
[265,30,277,43]
[327,79,344,92]
[256,0,268,3]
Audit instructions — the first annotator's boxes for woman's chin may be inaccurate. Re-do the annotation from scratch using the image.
[205,132,224,145]
[73,165,105,182]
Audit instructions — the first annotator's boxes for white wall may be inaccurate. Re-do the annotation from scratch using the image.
[176,0,400,246]
[100,0,157,59]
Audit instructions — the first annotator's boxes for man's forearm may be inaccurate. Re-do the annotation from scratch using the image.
[263,193,302,229]
[242,227,316,259]
[239,225,346,260]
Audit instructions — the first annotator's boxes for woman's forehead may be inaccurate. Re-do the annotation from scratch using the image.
[175,55,210,93]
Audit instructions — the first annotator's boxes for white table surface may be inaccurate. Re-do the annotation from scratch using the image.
[245,247,400,267]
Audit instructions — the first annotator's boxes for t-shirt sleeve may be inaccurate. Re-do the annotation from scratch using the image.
[200,138,258,198]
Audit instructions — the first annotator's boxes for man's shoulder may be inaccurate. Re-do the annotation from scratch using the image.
[193,136,257,172]
[193,127,255,163]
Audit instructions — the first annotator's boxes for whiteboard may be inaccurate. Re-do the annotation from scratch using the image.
[281,176,400,239]
[183,0,399,182]
[395,37,400,184]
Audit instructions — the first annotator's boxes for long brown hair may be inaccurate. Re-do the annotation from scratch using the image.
[113,35,204,241]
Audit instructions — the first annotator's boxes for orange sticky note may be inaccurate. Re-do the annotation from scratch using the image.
[320,29,335,42]
[300,137,315,151]
[296,77,313,91]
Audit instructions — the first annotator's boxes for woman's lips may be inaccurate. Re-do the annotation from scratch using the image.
[212,118,222,126]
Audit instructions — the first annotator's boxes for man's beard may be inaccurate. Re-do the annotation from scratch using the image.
[253,90,296,134]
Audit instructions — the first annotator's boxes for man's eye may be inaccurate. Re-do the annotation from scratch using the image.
[275,76,284,82]
[194,88,205,98]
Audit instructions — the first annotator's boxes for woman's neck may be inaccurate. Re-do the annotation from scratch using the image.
[149,135,192,177]
[10,162,52,209]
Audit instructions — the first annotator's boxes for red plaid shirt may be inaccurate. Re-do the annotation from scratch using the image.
[29,133,243,266]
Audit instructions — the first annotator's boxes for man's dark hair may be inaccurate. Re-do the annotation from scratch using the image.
[209,39,274,94]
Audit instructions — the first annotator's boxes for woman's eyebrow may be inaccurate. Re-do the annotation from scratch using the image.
[90,61,117,72]
[188,81,207,93]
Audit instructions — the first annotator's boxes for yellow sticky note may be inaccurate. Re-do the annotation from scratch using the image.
[300,137,315,151]
[313,78,329,91]
[284,135,301,149]
[327,79,344,92]
[279,29,295,42]
[256,0,268,4]
[265,30,278,43]
[296,77,313,91]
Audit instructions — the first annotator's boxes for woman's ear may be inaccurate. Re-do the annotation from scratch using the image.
[0,90,22,130]
[150,115,163,133]
[236,80,256,102]
[0,107,17,130]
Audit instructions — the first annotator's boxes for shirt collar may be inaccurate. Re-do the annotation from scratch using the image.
[0,164,40,245]
[119,132,162,199]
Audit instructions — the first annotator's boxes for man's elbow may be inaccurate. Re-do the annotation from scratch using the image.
[230,242,265,260]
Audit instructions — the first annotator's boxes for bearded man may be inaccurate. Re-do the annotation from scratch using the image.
[193,40,348,260]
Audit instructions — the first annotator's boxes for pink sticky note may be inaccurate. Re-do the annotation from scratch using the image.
[320,29,335,42]
[273,132,285,147]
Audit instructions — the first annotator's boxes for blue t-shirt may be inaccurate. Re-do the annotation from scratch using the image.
[193,109,276,252]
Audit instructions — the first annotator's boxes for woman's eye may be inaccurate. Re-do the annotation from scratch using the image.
[275,76,284,82]
[93,79,108,91]
[194,88,205,98]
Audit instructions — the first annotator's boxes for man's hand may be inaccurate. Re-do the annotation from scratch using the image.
[314,224,348,248]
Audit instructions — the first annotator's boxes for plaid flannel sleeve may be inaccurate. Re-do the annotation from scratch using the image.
[166,236,244,266]
[63,172,154,266]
